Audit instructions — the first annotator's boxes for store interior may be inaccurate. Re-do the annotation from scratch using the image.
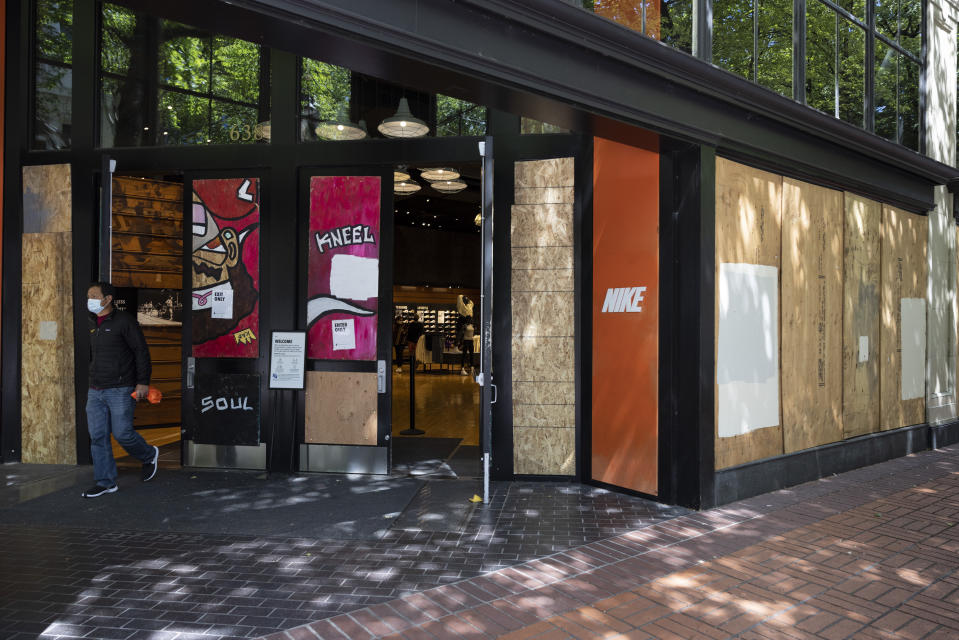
[388,162,482,477]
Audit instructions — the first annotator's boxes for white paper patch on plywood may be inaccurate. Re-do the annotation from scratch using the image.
[330,255,379,300]
[901,298,926,401]
[717,263,780,437]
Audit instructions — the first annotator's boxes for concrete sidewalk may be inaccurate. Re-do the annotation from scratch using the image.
[263,445,959,640]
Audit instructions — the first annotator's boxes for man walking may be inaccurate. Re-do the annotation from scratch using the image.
[82,281,158,498]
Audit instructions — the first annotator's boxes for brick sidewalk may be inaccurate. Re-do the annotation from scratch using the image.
[263,446,959,639]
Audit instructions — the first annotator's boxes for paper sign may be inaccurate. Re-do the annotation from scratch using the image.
[38,321,58,341]
[858,336,869,363]
[901,298,926,400]
[269,332,306,389]
[330,254,379,300]
[332,319,356,351]
[716,263,780,437]
[437,311,446,323]
[211,289,233,319]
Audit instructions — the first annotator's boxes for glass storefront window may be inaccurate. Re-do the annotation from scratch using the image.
[874,44,918,150]
[712,0,790,97]
[299,57,486,141]
[899,56,919,150]
[806,0,836,116]
[806,8,864,126]
[100,4,147,147]
[874,41,898,143]
[571,0,917,148]
[100,5,268,147]
[299,58,352,142]
[876,0,921,58]
[520,118,569,134]
[581,0,693,54]
[838,20,865,128]
[756,0,791,97]
[33,0,73,150]
[713,0,753,80]
[436,95,487,137]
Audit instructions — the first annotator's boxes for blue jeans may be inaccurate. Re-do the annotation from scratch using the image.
[86,387,153,487]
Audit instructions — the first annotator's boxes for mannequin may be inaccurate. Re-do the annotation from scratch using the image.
[456,295,475,375]
[392,311,408,372]
[406,312,425,371]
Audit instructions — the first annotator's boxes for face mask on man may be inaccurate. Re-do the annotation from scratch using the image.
[87,298,106,314]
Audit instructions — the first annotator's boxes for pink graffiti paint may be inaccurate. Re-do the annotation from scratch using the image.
[307,176,380,360]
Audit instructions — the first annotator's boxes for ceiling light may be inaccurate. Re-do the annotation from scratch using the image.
[394,180,421,195]
[315,105,367,141]
[394,169,410,182]
[420,167,460,182]
[377,97,429,138]
[432,179,467,194]
[475,213,482,226]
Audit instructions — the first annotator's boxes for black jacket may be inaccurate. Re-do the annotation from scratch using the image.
[88,309,152,389]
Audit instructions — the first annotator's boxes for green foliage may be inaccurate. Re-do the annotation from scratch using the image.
[101,5,135,74]
[436,96,487,137]
[36,0,72,63]
[301,58,351,122]
[99,5,265,146]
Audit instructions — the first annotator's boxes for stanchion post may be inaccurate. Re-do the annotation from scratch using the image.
[401,346,424,435]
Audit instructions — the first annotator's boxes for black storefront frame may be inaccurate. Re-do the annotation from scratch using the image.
[5,0,955,507]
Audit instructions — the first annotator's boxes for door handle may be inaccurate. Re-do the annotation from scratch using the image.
[186,357,195,389]
[491,383,497,404]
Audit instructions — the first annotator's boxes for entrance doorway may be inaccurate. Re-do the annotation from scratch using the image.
[389,162,482,477]
[109,174,186,471]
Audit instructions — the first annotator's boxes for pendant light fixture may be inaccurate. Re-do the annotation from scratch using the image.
[377,97,429,138]
[431,179,467,194]
[420,167,460,182]
[394,180,421,195]
[315,105,367,141]
[394,169,411,182]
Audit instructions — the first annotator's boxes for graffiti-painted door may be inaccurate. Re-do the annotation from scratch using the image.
[299,171,393,474]
[183,176,265,468]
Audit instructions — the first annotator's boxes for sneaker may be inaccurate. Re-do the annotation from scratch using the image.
[82,484,117,498]
[142,445,159,482]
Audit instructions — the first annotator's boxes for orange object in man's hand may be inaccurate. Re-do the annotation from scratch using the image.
[131,386,163,404]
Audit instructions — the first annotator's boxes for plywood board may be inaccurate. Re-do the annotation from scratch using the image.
[21,163,75,464]
[514,186,575,205]
[515,158,575,189]
[114,270,182,289]
[304,371,377,445]
[512,292,574,338]
[113,176,183,201]
[22,164,71,233]
[514,427,575,475]
[113,195,181,218]
[714,158,783,469]
[21,233,75,464]
[842,193,882,438]
[511,204,574,248]
[880,206,927,430]
[512,268,574,293]
[111,212,182,235]
[781,179,843,452]
[112,177,183,289]
[512,157,576,477]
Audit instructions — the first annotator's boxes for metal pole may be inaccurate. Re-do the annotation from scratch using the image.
[401,345,424,435]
